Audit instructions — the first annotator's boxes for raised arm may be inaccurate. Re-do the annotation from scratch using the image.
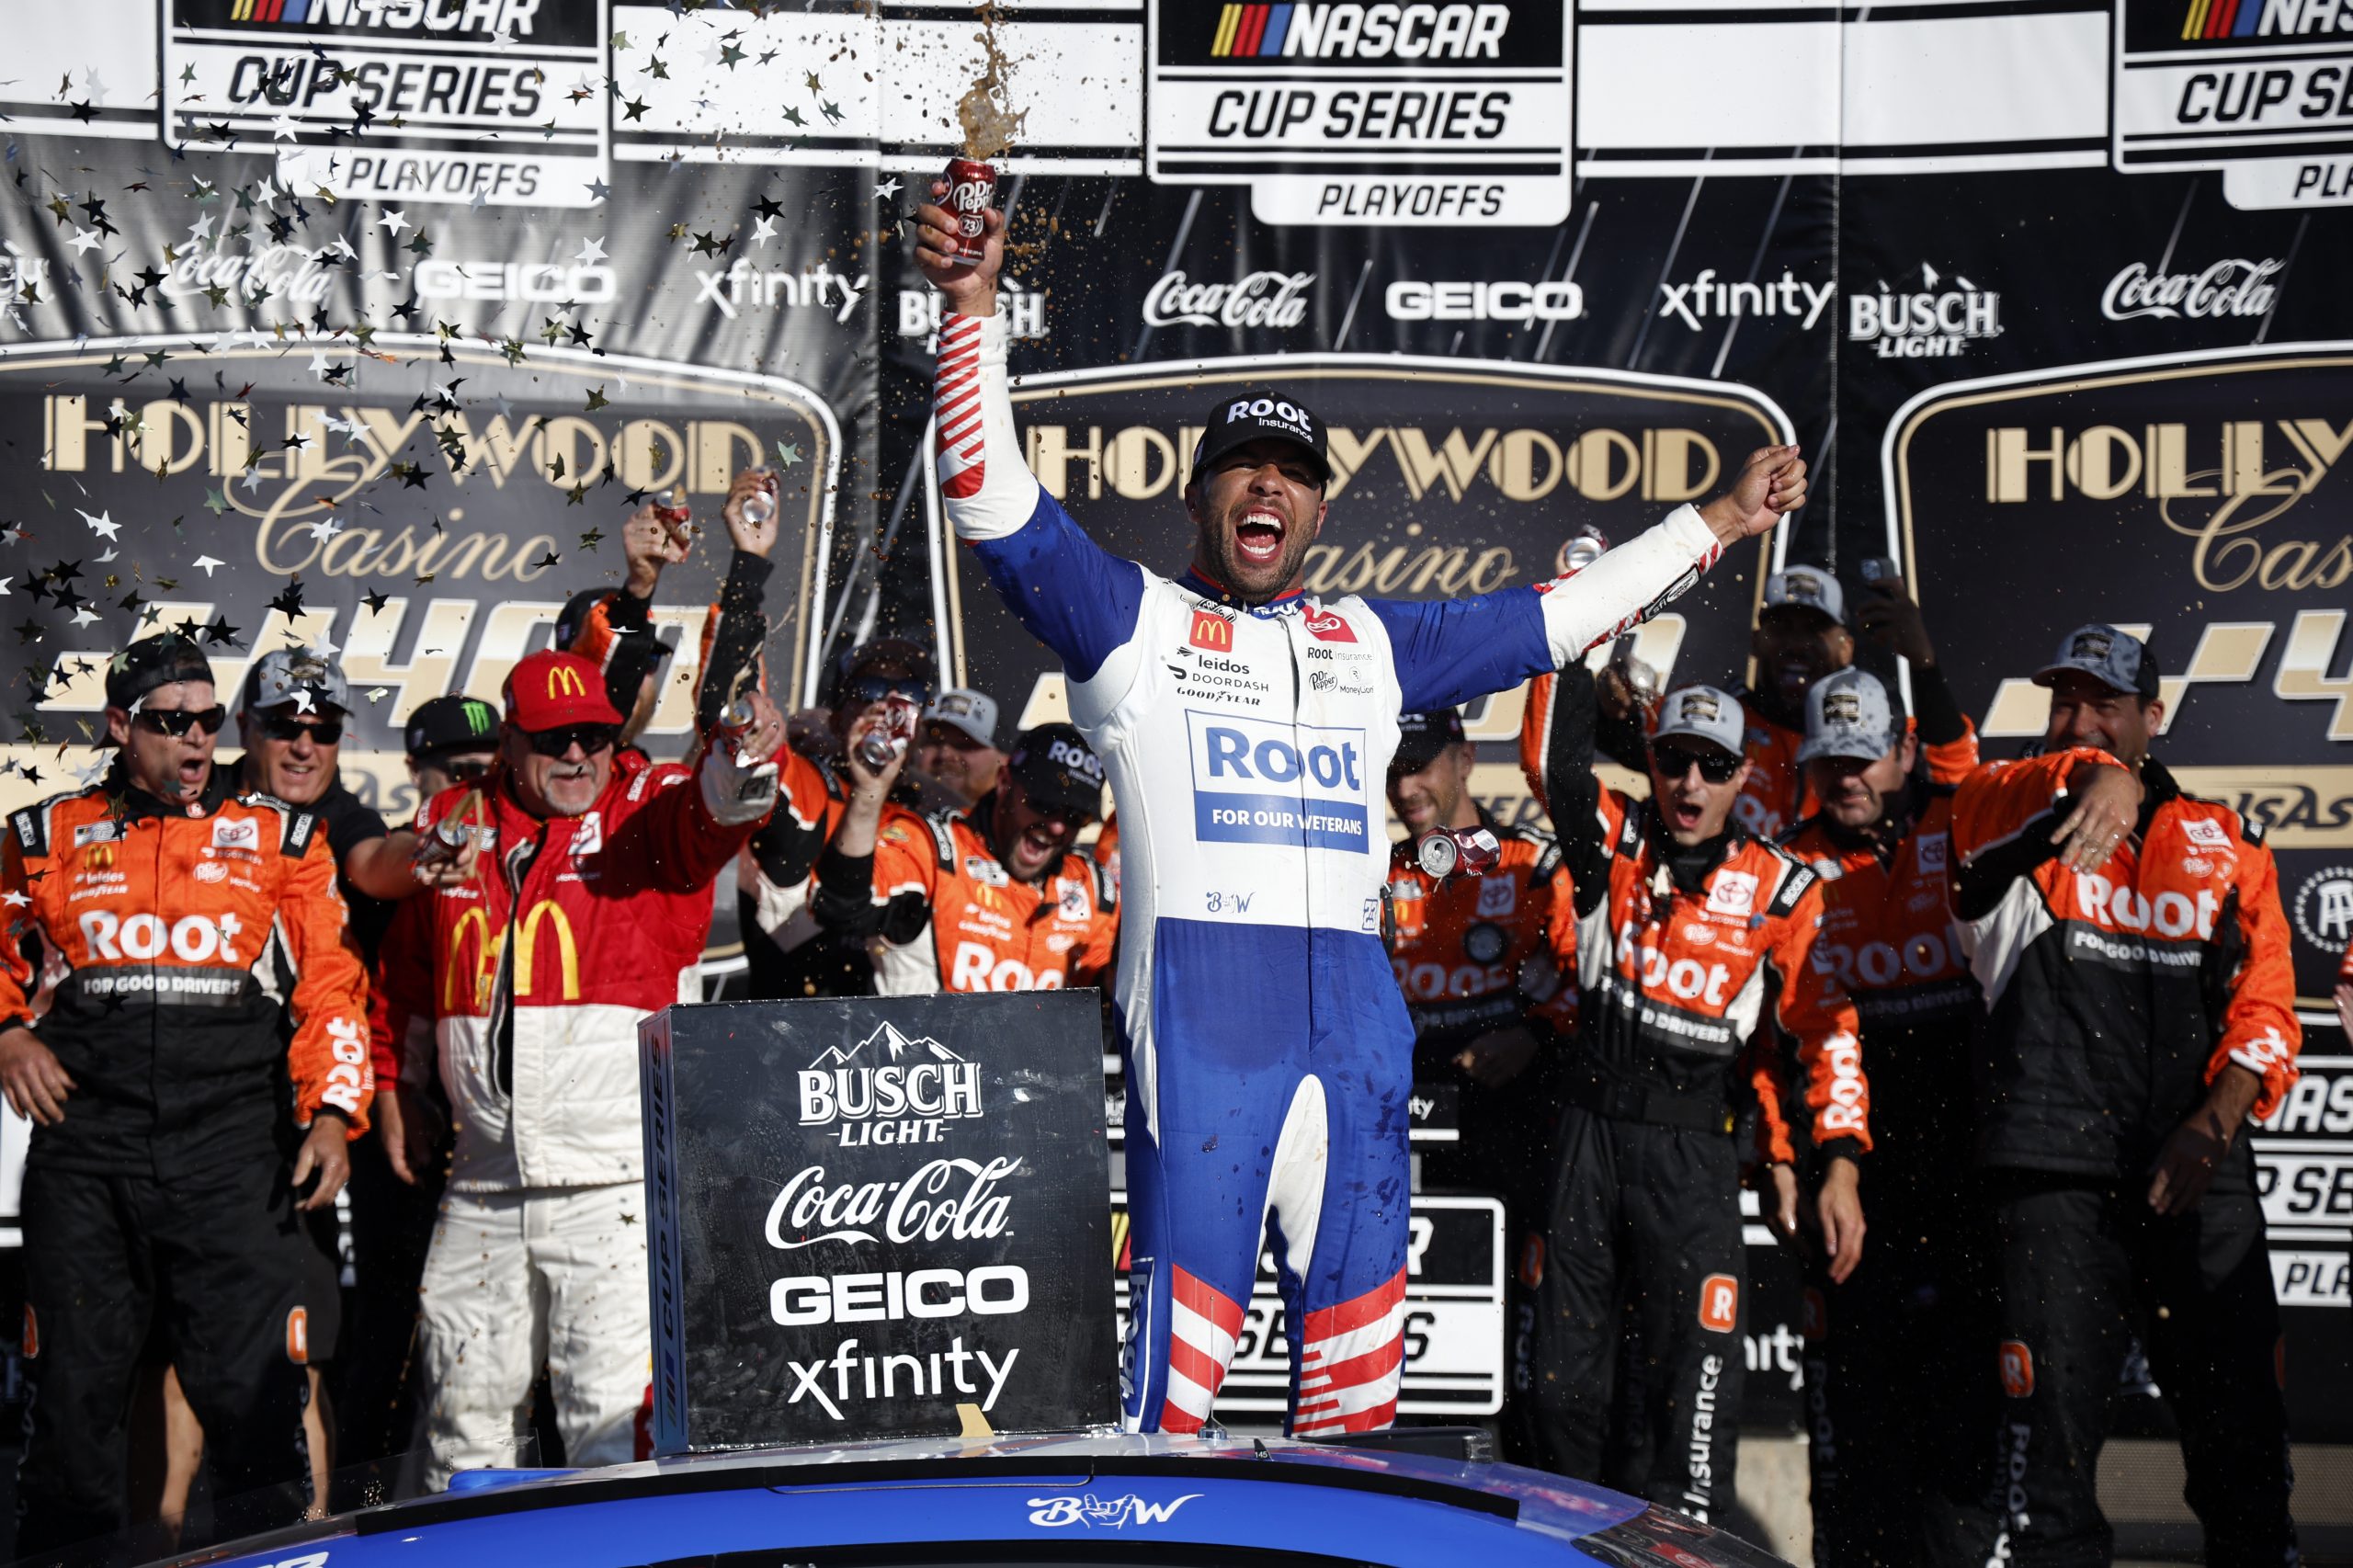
[913,187,1146,698]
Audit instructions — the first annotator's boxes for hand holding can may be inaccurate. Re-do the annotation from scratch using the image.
[943,158,996,265]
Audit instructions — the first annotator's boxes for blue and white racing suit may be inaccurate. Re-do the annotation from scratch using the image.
[935,310,1729,1437]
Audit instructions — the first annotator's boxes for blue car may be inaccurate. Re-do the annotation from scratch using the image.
[167,1432,1790,1568]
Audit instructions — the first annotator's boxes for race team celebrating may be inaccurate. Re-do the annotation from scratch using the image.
[0,184,2315,1568]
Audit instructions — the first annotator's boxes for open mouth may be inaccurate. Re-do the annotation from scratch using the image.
[1234,505,1286,567]
[1668,796,1706,832]
[176,757,208,789]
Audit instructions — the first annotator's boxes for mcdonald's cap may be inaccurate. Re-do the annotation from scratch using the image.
[505,649,623,732]
[405,694,502,757]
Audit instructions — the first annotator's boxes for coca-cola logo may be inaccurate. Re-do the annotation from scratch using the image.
[1142,268,1315,330]
[162,244,335,308]
[763,1154,1022,1250]
[2100,258,2282,323]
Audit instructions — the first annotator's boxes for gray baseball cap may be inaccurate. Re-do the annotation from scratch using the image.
[925,687,1000,749]
[1653,684,1745,757]
[242,648,350,715]
[1763,564,1844,627]
[2033,623,2160,701]
[1800,667,1901,764]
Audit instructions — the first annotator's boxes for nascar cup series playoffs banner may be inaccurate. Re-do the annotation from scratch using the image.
[2,0,2350,1427]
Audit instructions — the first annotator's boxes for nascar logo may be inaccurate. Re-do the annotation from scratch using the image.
[2177,0,2341,40]
[223,0,540,29]
[1207,1,1511,60]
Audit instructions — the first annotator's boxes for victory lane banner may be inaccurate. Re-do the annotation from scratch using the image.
[640,993,1116,1454]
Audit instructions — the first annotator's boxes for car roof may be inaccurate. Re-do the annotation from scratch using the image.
[182,1432,1657,1568]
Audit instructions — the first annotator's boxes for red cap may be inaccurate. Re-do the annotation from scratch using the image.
[505,649,624,731]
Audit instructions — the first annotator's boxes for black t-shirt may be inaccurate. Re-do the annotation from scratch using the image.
[312,778,393,965]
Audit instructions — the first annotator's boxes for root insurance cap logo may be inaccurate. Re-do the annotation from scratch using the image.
[1147,0,1573,227]
[161,0,612,208]
[2111,0,2353,210]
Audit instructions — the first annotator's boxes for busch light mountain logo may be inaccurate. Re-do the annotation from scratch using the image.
[798,1021,983,1146]
[1847,261,2002,358]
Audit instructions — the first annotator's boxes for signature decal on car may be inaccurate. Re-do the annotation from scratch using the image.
[1027,1492,1204,1528]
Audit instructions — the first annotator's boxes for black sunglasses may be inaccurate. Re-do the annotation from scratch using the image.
[845,675,931,708]
[438,756,493,782]
[1652,742,1742,785]
[133,706,227,738]
[526,723,620,758]
[257,714,344,745]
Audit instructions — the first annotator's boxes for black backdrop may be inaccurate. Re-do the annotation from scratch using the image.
[1,0,2347,1435]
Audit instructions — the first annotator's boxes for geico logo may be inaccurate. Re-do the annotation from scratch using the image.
[1397,960,1510,999]
[79,910,244,964]
[950,944,1063,992]
[414,260,616,302]
[1203,727,1364,790]
[769,1266,1030,1326]
[1614,923,1732,1005]
[1819,1034,1867,1130]
[2068,874,2220,939]
[1222,3,1512,60]
[1811,928,1962,989]
[1387,279,1585,324]
[799,1062,983,1125]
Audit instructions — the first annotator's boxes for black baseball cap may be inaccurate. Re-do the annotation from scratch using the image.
[106,633,213,710]
[1392,709,1467,770]
[1190,388,1331,487]
[1004,723,1106,820]
[405,694,502,757]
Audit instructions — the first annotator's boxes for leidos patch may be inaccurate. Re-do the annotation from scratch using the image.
[2000,1339,2034,1398]
[1698,1273,1740,1334]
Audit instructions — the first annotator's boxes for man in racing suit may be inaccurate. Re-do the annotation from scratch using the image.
[0,633,371,1551]
[1948,624,2300,1566]
[1519,668,1865,1520]
[813,722,1118,994]
[374,650,785,1488]
[912,190,1808,1437]
[1778,667,1988,1566]
[1383,707,1576,1199]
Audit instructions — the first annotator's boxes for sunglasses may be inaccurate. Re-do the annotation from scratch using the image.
[1652,743,1742,785]
[133,706,227,738]
[846,676,932,708]
[525,723,620,758]
[257,714,344,745]
[438,756,493,782]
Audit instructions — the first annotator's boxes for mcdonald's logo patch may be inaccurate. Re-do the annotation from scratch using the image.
[1698,1273,1739,1334]
[550,665,590,699]
[1189,610,1233,651]
[516,899,583,1000]
[286,1306,309,1366]
[2000,1339,2034,1398]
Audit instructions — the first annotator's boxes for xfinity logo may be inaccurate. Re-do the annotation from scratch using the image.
[415,259,615,303]
[2101,258,2282,322]
[698,259,868,323]
[1142,269,1314,330]
[1387,278,1584,324]
[1847,262,2001,358]
[1657,268,1836,332]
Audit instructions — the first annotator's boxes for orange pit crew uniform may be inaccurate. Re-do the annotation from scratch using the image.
[1518,664,1865,1523]
[812,798,1119,994]
[3,769,369,1551]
